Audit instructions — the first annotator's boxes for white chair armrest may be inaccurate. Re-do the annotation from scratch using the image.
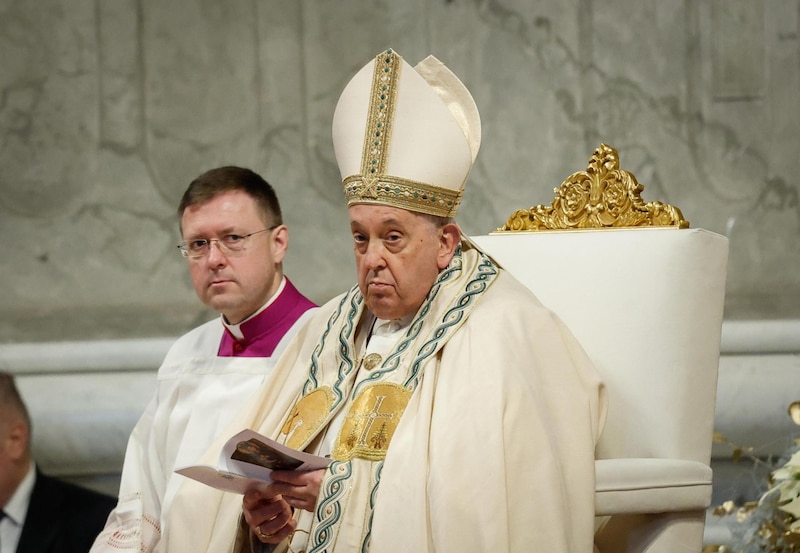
[595,458,713,515]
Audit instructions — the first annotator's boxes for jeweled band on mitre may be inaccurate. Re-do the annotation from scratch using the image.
[343,174,463,218]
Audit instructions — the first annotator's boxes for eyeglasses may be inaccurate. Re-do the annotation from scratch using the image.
[178,226,278,258]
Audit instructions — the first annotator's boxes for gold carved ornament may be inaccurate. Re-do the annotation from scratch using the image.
[495,143,689,232]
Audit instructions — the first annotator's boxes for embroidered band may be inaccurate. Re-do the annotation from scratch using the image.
[343,174,463,217]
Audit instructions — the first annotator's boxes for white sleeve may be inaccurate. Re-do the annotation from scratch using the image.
[89,391,165,552]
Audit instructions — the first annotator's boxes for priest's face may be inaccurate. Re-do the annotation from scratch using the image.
[181,189,288,324]
[350,204,459,321]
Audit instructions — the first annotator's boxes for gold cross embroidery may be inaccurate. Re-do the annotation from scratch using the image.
[331,383,411,461]
[351,395,395,449]
[360,175,379,199]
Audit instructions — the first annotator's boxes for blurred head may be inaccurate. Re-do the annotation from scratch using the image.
[178,167,288,324]
[0,372,31,508]
[350,204,460,320]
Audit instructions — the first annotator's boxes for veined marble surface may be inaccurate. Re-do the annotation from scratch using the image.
[1,0,798,345]
[1,6,797,546]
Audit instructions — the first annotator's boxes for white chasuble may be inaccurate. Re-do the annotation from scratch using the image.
[164,244,606,553]
[280,246,497,552]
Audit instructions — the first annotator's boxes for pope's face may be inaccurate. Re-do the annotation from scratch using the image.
[181,190,287,324]
[350,204,458,321]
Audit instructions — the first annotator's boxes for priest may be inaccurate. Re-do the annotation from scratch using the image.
[90,166,317,552]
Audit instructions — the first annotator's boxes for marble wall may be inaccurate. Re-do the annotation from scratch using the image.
[1,0,799,345]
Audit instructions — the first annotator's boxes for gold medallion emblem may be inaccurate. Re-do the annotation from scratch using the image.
[362,353,382,371]
[280,387,334,450]
[332,383,412,462]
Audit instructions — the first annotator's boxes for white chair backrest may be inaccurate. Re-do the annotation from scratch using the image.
[471,227,728,463]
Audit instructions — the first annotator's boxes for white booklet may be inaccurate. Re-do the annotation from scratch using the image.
[175,429,331,494]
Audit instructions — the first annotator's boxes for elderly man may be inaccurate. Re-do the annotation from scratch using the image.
[164,50,605,553]
[91,167,316,552]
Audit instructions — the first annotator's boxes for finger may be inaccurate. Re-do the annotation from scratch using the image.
[254,517,296,544]
[255,523,275,543]
[284,495,312,512]
[252,502,295,542]
[243,489,282,510]
[268,482,298,499]
[270,468,324,486]
[268,469,303,485]
[270,470,324,513]
[243,496,286,526]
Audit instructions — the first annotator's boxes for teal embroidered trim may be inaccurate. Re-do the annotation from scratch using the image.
[304,248,499,552]
[309,460,353,553]
[352,247,463,396]
[352,248,499,394]
[405,253,497,389]
[331,291,364,406]
[306,292,350,395]
[305,286,363,409]
[361,462,383,553]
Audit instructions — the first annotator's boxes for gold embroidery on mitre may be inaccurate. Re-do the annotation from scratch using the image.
[361,50,399,188]
[281,387,335,451]
[341,48,463,218]
[332,383,412,462]
[360,175,380,199]
[494,143,689,231]
[343,174,463,218]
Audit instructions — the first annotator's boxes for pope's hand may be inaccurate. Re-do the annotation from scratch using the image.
[268,468,325,512]
[243,486,295,544]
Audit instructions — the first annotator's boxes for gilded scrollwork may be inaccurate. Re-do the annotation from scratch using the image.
[496,144,689,232]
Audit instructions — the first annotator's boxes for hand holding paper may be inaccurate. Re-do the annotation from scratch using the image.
[175,429,331,494]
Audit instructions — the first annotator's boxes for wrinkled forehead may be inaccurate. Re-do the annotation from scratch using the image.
[348,203,424,228]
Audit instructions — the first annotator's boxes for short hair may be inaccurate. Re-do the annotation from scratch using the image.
[0,371,31,432]
[418,213,454,228]
[177,166,283,228]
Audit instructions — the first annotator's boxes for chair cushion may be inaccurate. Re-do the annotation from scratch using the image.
[595,458,713,515]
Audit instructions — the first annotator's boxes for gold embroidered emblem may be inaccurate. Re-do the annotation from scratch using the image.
[362,353,382,371]
[332,383,412,462]
[360,175,380,199]
[280,387,334,450]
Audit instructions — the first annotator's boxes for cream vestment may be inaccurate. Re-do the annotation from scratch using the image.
[164,245,606,552]
[91,279,316,553]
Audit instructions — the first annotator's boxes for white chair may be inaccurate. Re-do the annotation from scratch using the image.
[471,144,729,553]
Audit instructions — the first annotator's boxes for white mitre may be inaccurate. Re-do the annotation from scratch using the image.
[332,48,481,218]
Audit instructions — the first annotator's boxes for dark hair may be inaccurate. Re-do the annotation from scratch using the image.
[177,166,283,228]
[0,371,31,433]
